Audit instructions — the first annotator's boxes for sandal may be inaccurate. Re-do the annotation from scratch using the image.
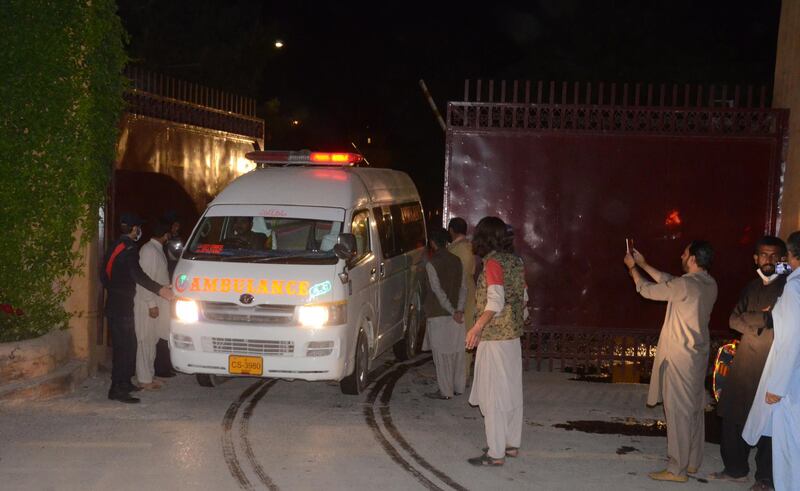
[481,446,519,457]
[468,453,505,466]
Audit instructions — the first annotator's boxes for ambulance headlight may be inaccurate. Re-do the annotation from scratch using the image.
[175,298,199,323]
[297,303,346,328]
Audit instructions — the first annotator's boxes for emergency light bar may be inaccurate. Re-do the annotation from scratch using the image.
[245,150,363,166]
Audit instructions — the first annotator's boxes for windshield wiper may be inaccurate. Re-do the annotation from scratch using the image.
[185,253,227,261]
[249,253,332,263]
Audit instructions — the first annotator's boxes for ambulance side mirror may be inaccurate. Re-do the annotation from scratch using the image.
[333,233,357,263]
[168,238,185,260]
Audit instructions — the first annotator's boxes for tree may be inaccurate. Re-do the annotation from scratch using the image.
[0,0,128,341]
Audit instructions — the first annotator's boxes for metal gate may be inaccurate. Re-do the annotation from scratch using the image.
[445,80,788,372]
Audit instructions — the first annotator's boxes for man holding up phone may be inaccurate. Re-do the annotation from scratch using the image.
[624,241,718,482]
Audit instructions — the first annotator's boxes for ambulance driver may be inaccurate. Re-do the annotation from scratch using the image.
[466,216,528,466]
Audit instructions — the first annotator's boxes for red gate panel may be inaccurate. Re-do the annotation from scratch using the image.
[445,99,787,333]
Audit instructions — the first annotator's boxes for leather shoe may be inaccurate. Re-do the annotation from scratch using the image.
[424,391,452,400]
[155,370,177,378]
[118,381,142,392]
[108,389,140,404]
[648,470,688,482]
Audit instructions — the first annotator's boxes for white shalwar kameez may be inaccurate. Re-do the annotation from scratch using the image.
[422,261,467,397]
[468,259,528,460]
[743,268,800,491]
[133,238,170,385]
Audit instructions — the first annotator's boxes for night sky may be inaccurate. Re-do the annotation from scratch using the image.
[117,0,782,222]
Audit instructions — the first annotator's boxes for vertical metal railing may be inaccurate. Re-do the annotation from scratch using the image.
[123,65,264,141]
[462,79,770,109]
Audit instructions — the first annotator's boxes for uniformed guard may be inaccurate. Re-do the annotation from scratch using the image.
[101,213,174,403]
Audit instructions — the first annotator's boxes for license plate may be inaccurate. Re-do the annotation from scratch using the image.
[228,355,263,376]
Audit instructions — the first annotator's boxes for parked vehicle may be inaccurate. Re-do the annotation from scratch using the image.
[171,151,426,394]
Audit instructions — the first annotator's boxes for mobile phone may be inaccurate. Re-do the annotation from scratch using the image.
[625,238,634,254]
[776,262,792,275]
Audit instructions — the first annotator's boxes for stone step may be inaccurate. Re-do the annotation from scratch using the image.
[0,360,87,402]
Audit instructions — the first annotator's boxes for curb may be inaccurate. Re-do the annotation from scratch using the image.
[0,360,88,403]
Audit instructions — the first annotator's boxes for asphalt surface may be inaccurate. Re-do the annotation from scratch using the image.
[0,353,754,491]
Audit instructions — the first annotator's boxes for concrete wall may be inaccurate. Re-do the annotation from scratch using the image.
[64,231,104,372]
[776,0,800,237]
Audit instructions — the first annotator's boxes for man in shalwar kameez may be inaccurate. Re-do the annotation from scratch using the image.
[447,217,477,379]
[134,223,172,390]
[624,241,718,482]
[743,231,800,491]
[422,228,467,399]
[710,236,786,489]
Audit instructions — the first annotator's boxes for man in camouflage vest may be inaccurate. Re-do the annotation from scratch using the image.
[466,217,528,466]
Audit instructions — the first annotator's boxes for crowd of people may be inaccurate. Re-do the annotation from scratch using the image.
[421,216,528,467]
[100,210,799,488]
[623,234,800,490]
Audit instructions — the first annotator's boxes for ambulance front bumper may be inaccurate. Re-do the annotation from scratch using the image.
[169,320,352,381]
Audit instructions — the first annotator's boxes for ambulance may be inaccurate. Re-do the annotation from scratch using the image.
[170,150,427,394]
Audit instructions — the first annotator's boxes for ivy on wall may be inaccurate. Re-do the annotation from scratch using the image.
[0,0,128,342]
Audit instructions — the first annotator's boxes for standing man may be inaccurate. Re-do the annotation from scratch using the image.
[156,211,182,378]
[422,228,467,400]
[710,236,786,489]
[744,231,800,491]
[102,213,173,403]
[134,221,172,390]
[161,210,183,276]
[624,241,718,482]
[447,217,477,380]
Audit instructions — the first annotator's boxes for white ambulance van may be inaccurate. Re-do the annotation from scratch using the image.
[170,150,427,394]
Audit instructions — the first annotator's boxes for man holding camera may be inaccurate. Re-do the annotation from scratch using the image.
[624,241,718,482]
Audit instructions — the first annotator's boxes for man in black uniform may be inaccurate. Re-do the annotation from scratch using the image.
[102,213,174,403]
[710,236,787,490]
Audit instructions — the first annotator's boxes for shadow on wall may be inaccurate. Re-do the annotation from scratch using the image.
[112,170,203,243]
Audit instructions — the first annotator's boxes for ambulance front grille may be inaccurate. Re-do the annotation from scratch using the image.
[202,337,294,356]
[201,301,295,325]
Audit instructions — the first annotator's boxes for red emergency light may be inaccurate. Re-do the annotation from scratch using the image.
[245,150,363,166]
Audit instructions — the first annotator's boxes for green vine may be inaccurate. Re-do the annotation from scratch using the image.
[0,0,128,342]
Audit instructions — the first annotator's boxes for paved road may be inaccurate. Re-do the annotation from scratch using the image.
[0,354,751,490]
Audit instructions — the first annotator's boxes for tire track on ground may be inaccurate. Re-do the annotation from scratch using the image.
[365,355,469,491]
[240,379,280,491]
[378,365,469,491]
[222,380,267,491]
[364,358,440,490]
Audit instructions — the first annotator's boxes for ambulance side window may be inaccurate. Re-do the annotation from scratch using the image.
[391,202,425,252]
[373,206,399,258]
[351,210,371,261]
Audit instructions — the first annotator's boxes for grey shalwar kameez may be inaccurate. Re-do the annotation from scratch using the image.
[635,270,717,476]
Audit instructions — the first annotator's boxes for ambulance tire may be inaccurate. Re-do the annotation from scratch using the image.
[196,373,220,387]
[393,292,421,361]
[340,330,368,395]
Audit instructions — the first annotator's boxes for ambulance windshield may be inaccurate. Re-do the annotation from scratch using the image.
[185,215,343,264]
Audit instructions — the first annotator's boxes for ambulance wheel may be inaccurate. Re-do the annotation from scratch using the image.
[394,292,421,361]
[196,374,220,387]
[341,330,368,395]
